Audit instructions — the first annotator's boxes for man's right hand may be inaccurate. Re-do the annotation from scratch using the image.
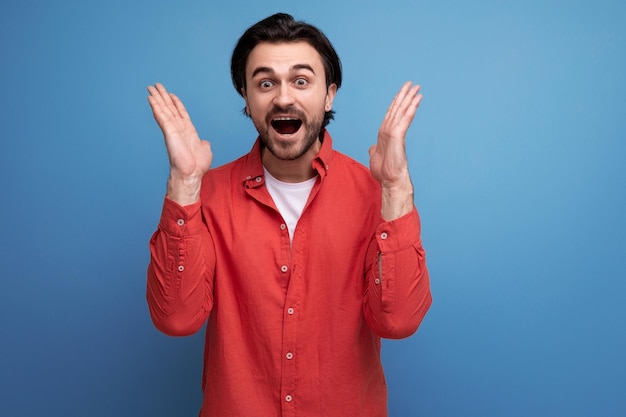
[147,83,213,206]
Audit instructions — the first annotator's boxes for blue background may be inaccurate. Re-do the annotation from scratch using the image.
[1,0,625,416]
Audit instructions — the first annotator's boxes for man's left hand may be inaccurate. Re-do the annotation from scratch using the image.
[369,82,422,220]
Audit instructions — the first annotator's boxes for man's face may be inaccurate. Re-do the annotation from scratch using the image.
[242,41,337,162]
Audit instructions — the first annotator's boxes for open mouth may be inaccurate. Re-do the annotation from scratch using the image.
[271,117,302,135]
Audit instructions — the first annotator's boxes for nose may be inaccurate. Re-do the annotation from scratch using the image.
[273,83,295,108]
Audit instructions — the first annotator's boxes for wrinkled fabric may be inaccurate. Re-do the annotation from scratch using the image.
[147,131,431,417]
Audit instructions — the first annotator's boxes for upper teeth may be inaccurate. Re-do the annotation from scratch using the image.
[274,117,298,121]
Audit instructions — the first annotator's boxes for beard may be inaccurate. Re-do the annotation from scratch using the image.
[254,105,325,161]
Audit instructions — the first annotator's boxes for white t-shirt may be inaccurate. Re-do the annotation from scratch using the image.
[263,167,317,244]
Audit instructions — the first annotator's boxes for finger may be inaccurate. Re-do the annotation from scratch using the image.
[154,83,183,118]
[394,84,420,116]
[147,93,159,114]
[385,82,417,126]
[391,91,422,134]
[402,89,422,120]
[148,83,169,103]
[147,84,162,95]
[154,82,170,99]
[170,93,191,121]
[147,88,175,124]
[147,84,174,117]
[391,81,412,104]
[388,84,421,128]
[152,84,188,123]
[379,87,422,144]
[385,81,412,122]
[147,93,167,119]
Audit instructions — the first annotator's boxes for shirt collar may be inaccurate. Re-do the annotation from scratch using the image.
[242,129,335,188]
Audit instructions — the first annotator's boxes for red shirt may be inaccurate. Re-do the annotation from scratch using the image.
[147,131,432,416]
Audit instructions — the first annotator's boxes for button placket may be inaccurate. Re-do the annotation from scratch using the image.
[282,298,297,411]
[281,225,303,414]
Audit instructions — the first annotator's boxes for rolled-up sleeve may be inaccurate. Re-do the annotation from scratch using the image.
[363,208,432,339]
[147,197,216,336]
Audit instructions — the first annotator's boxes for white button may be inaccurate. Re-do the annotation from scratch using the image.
[374,278,381,285]
[381,232,388,240]
[286,352,293,360]
[280,224,287,230]
[246,175,251,179]
[285,395,293,402]
[177,219,184,226]
[255,176,262,182]
[281,265,288,273]
[178,265,184,272]
[287,308,294,315]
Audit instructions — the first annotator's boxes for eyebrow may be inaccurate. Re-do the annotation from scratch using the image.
[251,64,316,78]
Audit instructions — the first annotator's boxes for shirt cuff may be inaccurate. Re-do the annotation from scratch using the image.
[375,208,421,252]
[158,196,204,236]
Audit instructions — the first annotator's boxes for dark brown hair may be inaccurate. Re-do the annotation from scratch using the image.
[231,13,342,127]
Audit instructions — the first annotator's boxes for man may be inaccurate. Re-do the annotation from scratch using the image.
[147,12,431,417]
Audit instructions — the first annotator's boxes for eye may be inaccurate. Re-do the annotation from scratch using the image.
[259,80,274,89]
[294,78,308,87]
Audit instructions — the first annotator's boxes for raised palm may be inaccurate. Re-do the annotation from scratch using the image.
[369,82,422,187]
[148,83,213,204]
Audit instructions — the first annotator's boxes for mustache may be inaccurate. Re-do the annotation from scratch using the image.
[266,105,306,121]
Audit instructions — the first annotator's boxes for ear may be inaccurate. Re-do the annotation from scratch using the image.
[241,87,250,115]
[324,83,337,112]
